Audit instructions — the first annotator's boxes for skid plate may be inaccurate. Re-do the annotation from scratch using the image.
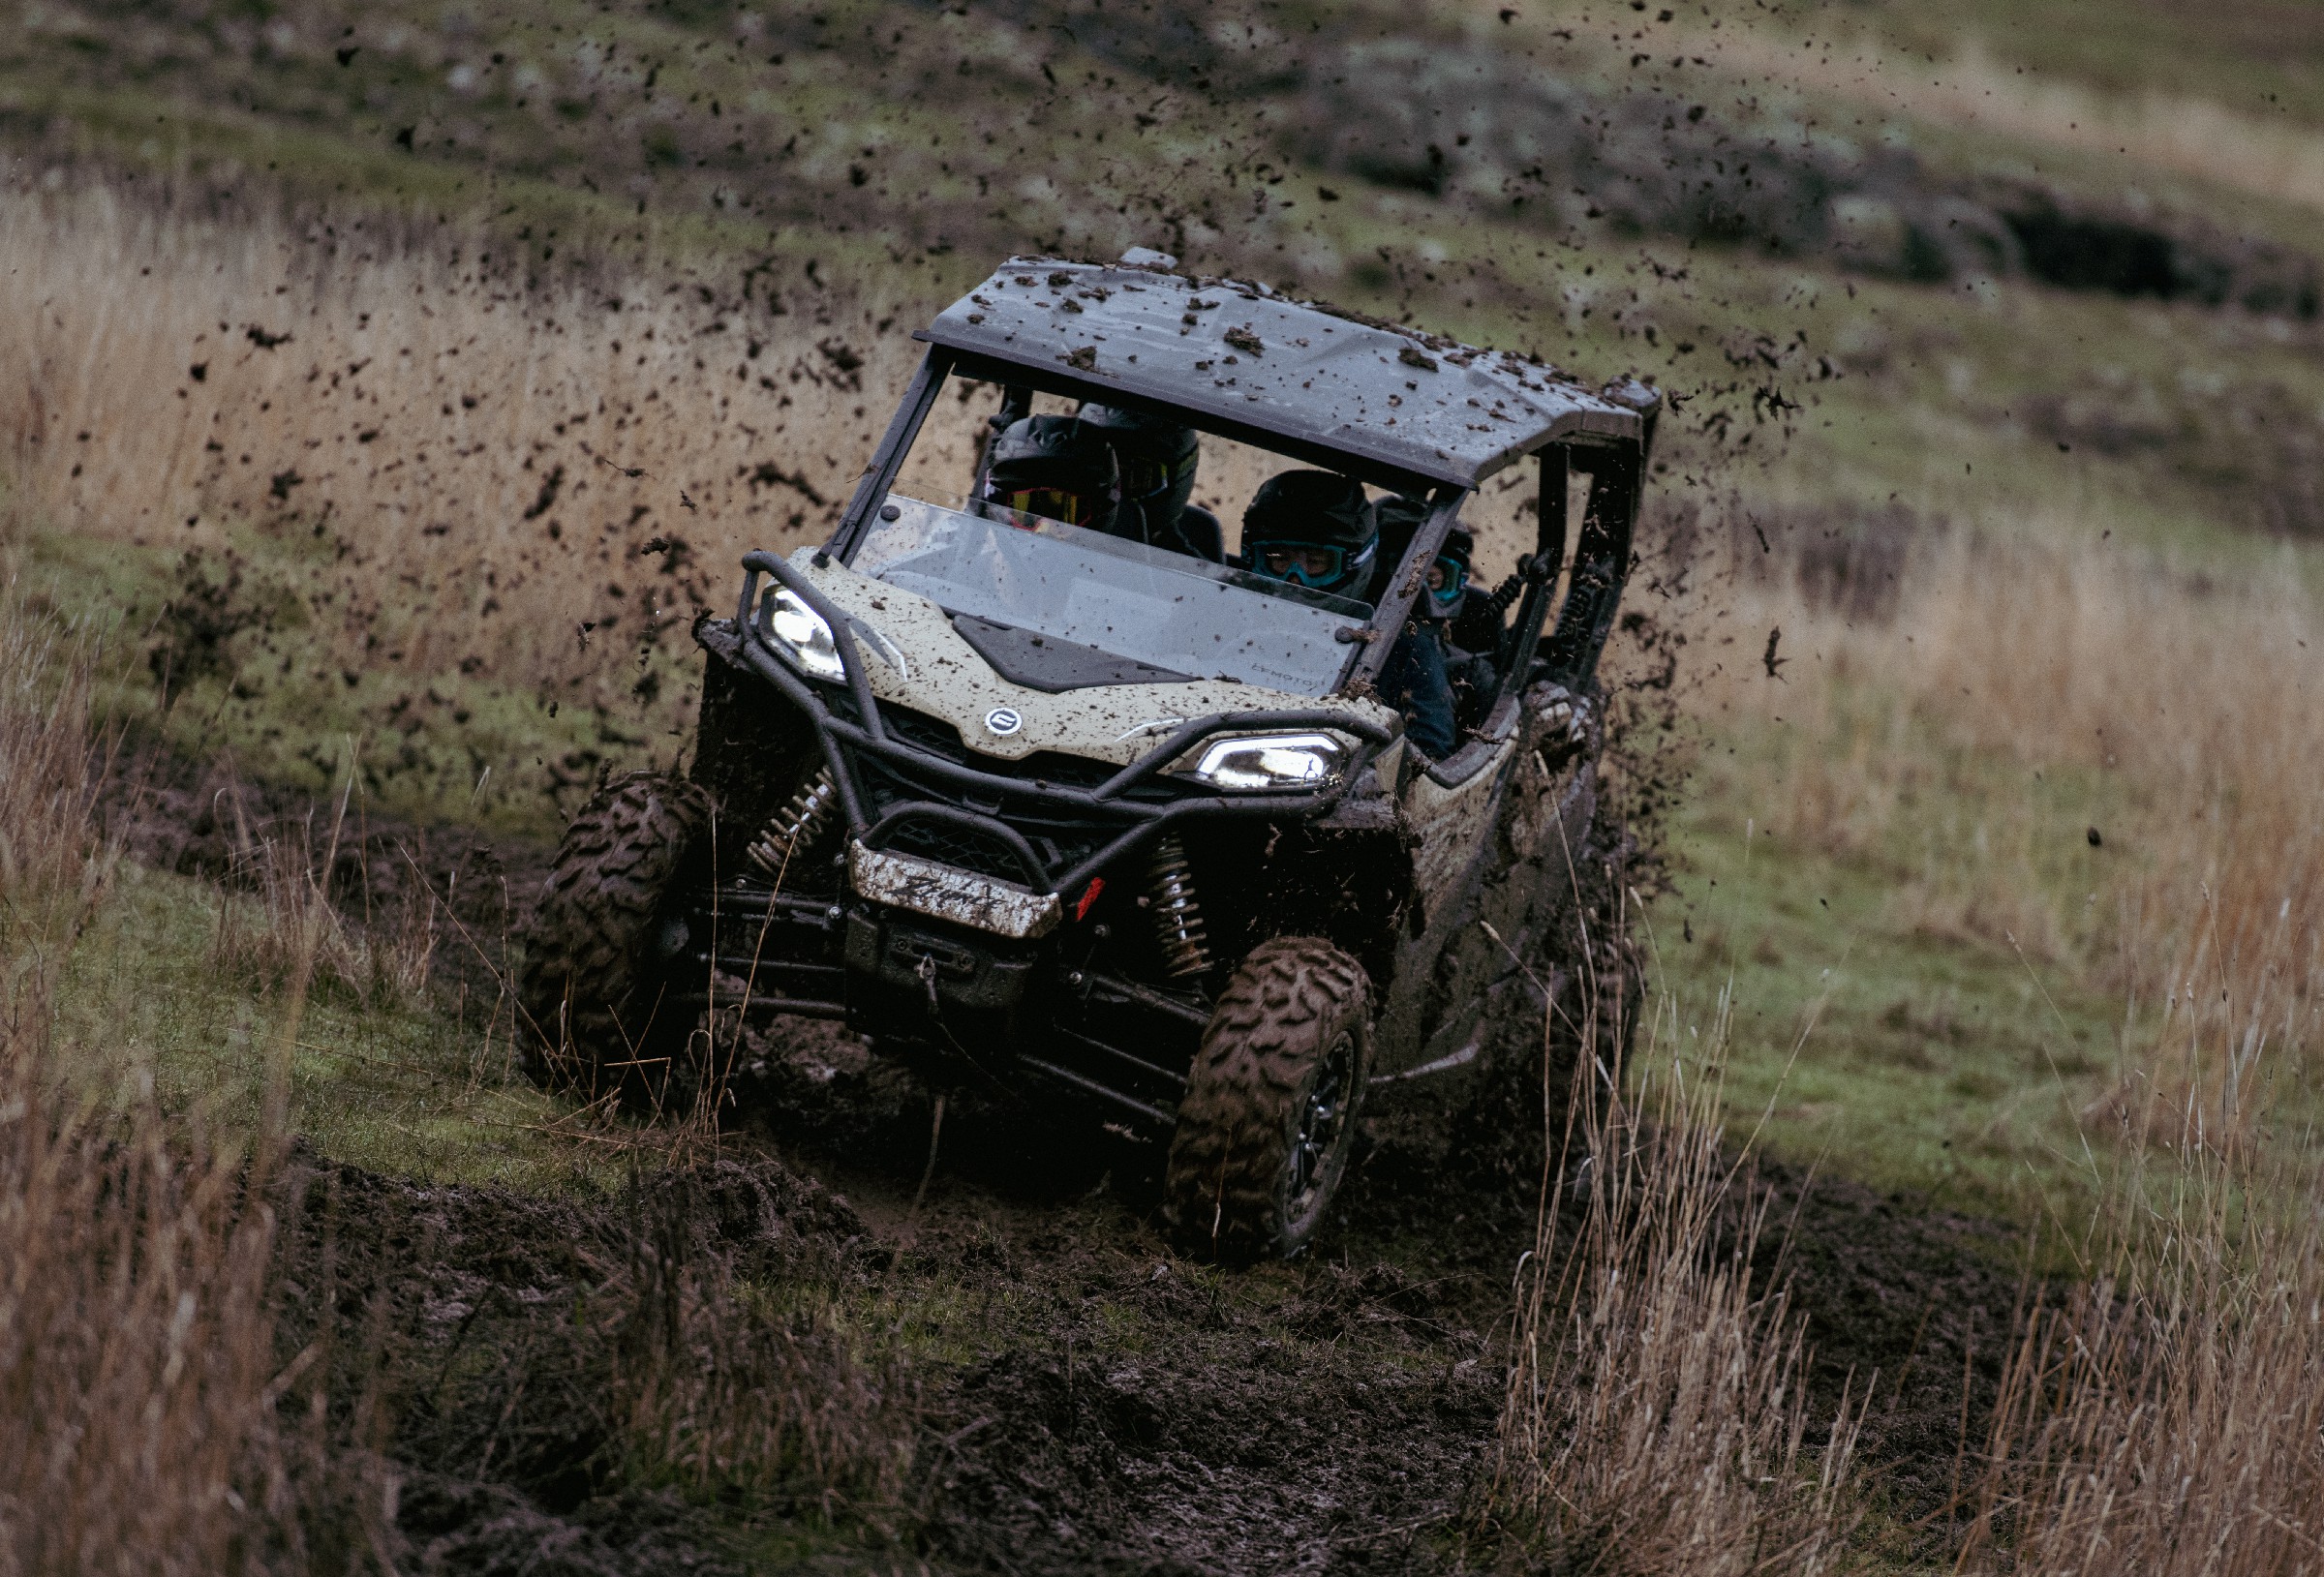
[847,841,1063,939]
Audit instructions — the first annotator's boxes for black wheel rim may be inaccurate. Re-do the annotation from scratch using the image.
[1286,1029,1357,1216]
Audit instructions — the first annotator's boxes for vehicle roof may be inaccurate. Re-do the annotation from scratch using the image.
[918,256,1644,490]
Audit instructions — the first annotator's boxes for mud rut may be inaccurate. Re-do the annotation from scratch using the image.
[110,753,2034,1575]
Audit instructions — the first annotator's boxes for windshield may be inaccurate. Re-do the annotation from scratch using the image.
[852,495,1367,696]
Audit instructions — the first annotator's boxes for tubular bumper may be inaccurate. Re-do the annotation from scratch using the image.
[731,550,1395,901]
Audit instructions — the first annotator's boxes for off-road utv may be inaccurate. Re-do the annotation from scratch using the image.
[520,252,1658,1259]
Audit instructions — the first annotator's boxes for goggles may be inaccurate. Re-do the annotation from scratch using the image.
[1424,556,1468,616]
[1118,452,1192,504]
[996,487,1102,527]
[1249,538,1371,590]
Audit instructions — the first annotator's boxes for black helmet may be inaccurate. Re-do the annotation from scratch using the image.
[1243,470,1376,597]
[982,414,1120,532]
[1077,403,1201,529]
[1427,526,1474,618]
[1365,496,1469,617]
[1366,493,1431,603]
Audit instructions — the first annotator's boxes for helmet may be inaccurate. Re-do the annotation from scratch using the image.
[982,415,1120,532]
[1077,404,1201,530]
[1243,470,1376,597]
[1366,495,1468,617]
[1367,493,1430,604]
[1428,527,1474,618]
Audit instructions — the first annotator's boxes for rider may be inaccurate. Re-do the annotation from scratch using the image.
[1077,403,1225,562]
[1242,470,1457,761]
[1368,500,1512,729]
[979,414,1126,534]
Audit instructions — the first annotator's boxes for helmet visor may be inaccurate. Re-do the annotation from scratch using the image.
[1250,540,1351,589]
[998,487,1102,528]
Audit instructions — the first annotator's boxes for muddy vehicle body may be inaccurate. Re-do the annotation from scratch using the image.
[522,253,1658,1258]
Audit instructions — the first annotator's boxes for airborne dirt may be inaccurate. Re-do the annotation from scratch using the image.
[110,748,2033,1573]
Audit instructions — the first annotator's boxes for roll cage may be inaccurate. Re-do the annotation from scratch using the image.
[816,337,1655,721]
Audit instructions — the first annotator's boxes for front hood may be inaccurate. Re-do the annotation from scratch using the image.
[792,548,1401,769]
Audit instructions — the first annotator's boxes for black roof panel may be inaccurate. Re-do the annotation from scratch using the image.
[920,257,1642,488]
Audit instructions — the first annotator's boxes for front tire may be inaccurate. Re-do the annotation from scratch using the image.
[517,771,712,1106]
[1165,937,1372,1262]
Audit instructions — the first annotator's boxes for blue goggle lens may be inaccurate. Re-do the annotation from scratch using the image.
[1251,541,1348,588]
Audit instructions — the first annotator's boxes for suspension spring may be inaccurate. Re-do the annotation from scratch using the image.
[1145,833,1212,978]
[746,768,839,881]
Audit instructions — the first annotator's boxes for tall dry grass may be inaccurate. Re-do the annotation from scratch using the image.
[1492,941,1864,1574]
[0,179,921,709]
[1634,507,2324,1570]
[207,765,443,1015]
[1943,942,2324,1577]
[1689,513,2324,1109]
[610,1180,913,1517]
[0,591,392,1573]
[0,176,1555,734]
[1501,954,2324,1576]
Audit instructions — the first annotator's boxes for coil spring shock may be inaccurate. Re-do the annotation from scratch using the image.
[1146,833,1212,978]
[746,768,839,880]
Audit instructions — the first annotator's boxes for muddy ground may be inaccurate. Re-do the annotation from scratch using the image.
[108,749,2034,1574]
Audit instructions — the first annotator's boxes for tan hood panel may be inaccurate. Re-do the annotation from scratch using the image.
[794,549,1397,767]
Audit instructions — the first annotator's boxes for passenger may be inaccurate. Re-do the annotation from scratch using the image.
[1243,471,1457,761]
[1364,493,1431,608]
[1426,528,1501,723]
[1369,500,1508,649]
[1442,531,1531,667]
[1077,404,1226,562]
[979,414,1125,533]
[1367,500,1506,724]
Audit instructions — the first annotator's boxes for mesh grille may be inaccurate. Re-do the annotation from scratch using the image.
[885,819,1033,882]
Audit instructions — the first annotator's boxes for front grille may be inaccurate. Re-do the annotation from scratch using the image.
[885,817,1033,882]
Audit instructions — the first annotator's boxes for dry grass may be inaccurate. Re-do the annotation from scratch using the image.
[1687,512,2324,1107]
[1951,976,2324,1576]
[208,765,442,1016]
[610,1181,913,1517]
[1491,942,1864,1575]
[0,179,917,710]
[0,589,112,939]
[1612,17,2324,223]
[1631,502,2324,1570]
[0,592,391,1574]
[0,176,1558,735]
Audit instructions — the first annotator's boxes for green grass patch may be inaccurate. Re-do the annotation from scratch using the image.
[54,858,607,1192]
[1648,707,2324,1231]
[15,521,668,840]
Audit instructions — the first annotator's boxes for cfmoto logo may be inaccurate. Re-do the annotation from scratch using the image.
[984,707,1024,737]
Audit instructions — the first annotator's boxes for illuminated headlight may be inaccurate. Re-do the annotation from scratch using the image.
[763,587,844,681]
[1179,733,1347,791]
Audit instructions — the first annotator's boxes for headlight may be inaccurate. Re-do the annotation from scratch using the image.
[763,587,844,681]
[1179,733,1347,791]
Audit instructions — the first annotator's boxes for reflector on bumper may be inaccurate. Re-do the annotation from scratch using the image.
[847,841,1062,940]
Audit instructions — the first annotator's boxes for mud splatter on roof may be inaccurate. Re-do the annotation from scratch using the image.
[922,255,1643,489]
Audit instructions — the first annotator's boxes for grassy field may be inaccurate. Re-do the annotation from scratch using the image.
[8,0,2324,1568]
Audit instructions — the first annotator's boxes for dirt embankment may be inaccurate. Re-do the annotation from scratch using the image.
[108,753,2034,1573]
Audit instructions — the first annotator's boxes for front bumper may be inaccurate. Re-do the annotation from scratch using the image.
[725,550,1396,903]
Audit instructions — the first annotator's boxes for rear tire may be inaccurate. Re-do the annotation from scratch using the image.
[517,771,712,1106]
[1165,937,1371,1262]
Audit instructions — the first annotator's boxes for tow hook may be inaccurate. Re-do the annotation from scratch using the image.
[916,952,942,1019]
